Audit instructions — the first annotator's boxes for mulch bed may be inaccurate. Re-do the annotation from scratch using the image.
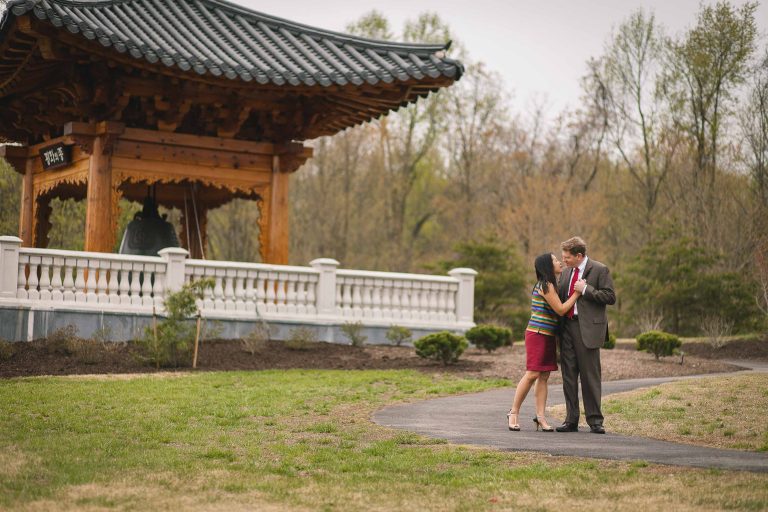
[0,336,752,381]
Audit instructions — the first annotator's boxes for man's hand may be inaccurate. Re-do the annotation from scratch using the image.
[574,279,587,293]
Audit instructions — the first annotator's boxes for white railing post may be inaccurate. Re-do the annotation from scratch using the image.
[0,236,22,298]
[310,258,339,316]
[448,267,477,324]
[158,248,189,293]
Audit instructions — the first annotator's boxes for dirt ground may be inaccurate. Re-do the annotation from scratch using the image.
[1,335,758,381]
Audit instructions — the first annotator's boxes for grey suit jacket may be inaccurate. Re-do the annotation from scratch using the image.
[558,259,616,349]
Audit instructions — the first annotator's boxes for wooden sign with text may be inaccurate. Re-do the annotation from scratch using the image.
[39,143,72,170]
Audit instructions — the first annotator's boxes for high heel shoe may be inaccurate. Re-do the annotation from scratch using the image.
[532,415,554,432]
[507,410,520,431]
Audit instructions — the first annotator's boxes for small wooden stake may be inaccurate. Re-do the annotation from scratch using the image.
[152,305,159,369]
[192,312,202,369]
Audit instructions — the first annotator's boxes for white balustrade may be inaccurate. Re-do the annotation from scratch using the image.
[10,248,167,310]
[0,236,476,331]
[185,260,320,320]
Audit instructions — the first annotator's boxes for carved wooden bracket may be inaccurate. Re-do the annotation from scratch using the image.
[63,121,125,155]
[275,142,313,173]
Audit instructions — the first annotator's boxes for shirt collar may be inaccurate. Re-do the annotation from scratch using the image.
[577,256,589,274]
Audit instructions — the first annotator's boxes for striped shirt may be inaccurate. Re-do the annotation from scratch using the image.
[526,283,558,336]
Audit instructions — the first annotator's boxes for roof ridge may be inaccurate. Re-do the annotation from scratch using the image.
[201,0,450,52]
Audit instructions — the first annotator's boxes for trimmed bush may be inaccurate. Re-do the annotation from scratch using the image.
[385,325,412,346]
[340,321,367,346]
[636,330,681,360]
[413,331,468,366]
[465,325,512,353]
[604,332,616,350]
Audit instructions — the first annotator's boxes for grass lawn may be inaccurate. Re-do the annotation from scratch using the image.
[591,374,768,452]
[2,370,767,511]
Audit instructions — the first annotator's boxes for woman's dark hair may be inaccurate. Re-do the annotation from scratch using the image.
[534,253,557,294]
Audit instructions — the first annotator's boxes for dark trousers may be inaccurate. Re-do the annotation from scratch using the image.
[560,317,603,426]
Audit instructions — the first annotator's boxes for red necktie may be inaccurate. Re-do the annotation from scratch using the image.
[567,268,580,318]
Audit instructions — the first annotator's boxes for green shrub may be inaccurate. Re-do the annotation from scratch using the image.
[465,324,512,353]
[136,278,213,368]
[242,321,272,355]
[413,331,468,366]
[70,338,103,365]
[340,321,367,346]
[604,332,616,350]
[385,325,412,346]
[285,327,317,350]
[636,330,681,360]
[0,340,14,361]
[44,325,80,355]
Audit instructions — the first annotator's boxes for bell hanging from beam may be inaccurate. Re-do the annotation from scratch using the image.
[119,185,180,256]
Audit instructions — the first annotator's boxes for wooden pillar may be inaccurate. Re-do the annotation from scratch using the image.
[19,156,34,247]
[80,122,124,253]
[267,155,290,264]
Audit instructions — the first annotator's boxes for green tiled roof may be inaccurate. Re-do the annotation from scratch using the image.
[2,0,463,86]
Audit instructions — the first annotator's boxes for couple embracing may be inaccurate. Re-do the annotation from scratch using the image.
[507,236,616,434]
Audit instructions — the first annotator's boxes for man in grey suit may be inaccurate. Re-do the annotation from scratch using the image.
[556,236,616,434]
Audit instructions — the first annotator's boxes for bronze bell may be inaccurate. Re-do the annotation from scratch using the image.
[119,192,179,256]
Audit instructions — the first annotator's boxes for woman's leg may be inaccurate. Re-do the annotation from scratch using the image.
[534,371,552,428]
[509,371,540,427]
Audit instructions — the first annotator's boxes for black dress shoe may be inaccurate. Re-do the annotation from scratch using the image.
[555,422,578,432]
[590,425,606,434]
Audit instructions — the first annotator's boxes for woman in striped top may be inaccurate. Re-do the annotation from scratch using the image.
[507,253,585,432]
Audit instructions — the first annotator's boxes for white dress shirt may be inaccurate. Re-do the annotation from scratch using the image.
[573,256,588,316]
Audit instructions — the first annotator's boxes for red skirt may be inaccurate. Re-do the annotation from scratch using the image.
[525,330,558,371]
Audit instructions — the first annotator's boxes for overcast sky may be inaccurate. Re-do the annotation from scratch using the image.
[238,0,767,115]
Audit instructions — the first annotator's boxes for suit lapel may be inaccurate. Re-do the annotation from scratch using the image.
[582,259,594,280]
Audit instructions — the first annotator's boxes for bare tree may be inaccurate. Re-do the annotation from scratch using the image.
[662,2,758,240]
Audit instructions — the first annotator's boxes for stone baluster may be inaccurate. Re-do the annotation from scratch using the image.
[244,271,257,313]
[63,258,76,302]
[265,272,277,313]
[213,270,225,310]
[232,270,244,311]
[305,276,317,315]
[202,271,215,311]
[107,261,119,304]
[39,256,52,301]
[141,264,154,306]
[351,279,363,318]
[276,274,287,314]
[255,272,267,315]
[361,279,372,318]
[152,264,165,307]
[129,267,142,306]
[223,269,236,311]
[118,262,131,305]
[73,258,86,302]
[295,275,307,315]
[285,274,297,314]
[50,256,64,302]
[16,256,28,299]
[27,256,40,300]
[97,260,110,304]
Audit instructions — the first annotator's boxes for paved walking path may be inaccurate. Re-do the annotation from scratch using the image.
[373,360,768,472]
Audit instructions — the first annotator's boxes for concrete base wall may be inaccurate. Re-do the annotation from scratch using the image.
[0,305,459,345]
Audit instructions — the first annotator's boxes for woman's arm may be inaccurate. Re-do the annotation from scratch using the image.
[540,283,581,316]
